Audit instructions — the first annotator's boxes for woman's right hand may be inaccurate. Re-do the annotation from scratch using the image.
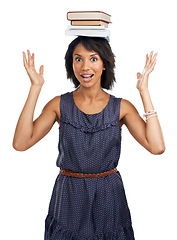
[23,50,44,87]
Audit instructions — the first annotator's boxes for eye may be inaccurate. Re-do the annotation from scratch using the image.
[75,57,82,62]
[91,57,98,62]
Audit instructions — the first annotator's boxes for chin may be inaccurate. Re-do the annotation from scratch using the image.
[77,76,102,89]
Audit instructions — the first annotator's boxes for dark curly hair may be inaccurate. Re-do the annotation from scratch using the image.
[65,36,116,90]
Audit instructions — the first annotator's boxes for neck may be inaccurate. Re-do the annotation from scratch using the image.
[76,85,104,101]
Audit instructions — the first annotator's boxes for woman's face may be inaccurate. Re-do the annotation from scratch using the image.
[72,43,105,88]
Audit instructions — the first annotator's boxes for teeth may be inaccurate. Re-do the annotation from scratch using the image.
[81,74,93,78]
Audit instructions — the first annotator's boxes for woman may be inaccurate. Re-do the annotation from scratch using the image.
[13,36,165,239]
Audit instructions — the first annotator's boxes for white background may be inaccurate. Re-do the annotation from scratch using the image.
[0,0,176,239]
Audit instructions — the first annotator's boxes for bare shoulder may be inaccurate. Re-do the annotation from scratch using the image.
[42,96,61,123]
[119,99,139,122]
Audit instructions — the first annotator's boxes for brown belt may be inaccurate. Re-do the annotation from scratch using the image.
[60,168,117,178]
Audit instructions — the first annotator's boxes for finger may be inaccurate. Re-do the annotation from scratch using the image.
[136,79,141,90]
[145,54,148,67]
[152,53,158,61]
[145,53,151,67]
[148,51,154,64]
[137,72,141,79]
[146,51,154,69]
[149,51,154,59]
[150,58,157,71]
[23,51,27,64]
[150,51,154,56]
[23,51,28,69]
[146,58,157,74]
[27,50,32,65]
[149,53,157,68]
[31,53,35,67]
[39,65,44,75]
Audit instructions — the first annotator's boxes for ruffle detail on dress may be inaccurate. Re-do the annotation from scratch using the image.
[45,215,135,240]
[60,117,120,133]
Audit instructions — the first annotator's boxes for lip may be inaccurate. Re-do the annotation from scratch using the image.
[80,74,94,82]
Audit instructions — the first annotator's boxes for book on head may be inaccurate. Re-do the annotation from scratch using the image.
[66,11,111,41]
[65,25,110,41]
[71,20,108,28]
[67,11,111,23]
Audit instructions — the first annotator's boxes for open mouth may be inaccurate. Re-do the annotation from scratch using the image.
[80,74,94,82]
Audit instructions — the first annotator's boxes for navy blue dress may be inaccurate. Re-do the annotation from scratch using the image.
[45,92,135,240]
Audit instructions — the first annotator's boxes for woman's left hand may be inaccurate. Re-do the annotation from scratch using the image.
[136,51,158,92]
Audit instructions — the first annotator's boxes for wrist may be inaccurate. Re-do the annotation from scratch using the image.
[139,88,149,96]
[137,73,149,93]
[30,83,43,91]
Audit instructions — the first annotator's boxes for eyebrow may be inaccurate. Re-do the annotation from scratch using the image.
[74,54,82,57]
[90,53,98,56]
[74,53,99,57]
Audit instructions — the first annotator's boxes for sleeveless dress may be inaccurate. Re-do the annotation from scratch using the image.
[44,92,135,240]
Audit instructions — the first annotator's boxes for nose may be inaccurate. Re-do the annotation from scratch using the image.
[82,59,90,71]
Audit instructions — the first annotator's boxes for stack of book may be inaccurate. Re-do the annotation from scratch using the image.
[65,11,112,41]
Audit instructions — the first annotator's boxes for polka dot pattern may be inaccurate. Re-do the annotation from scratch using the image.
[44,92,135,240]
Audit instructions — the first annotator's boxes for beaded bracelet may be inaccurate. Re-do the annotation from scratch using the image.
[143,110,157,118]
[146,113,158,121]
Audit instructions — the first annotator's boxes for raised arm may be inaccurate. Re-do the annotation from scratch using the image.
[120,51,165,154]
[13,50,60,151]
